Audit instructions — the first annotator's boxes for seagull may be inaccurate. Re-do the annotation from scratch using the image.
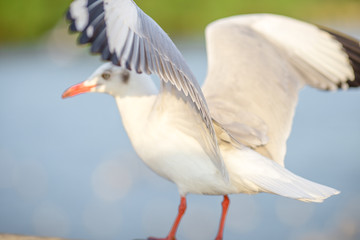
[62,0,360,239]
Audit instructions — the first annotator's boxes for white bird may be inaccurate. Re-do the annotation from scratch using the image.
[62,0,360,239]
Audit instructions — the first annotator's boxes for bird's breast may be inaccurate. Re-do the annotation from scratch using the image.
[116,95,234,195]
[129,121,232,195]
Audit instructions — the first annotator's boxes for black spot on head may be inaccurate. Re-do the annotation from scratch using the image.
[121,71,130,84]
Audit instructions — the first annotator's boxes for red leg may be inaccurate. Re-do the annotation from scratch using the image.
[148,196,187,240]
[215,195,230,240]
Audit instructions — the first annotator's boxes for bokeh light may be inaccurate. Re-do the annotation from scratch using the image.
[276,198,315,227]
[32,203,70,237]
[82,200,123,239]
[227,195,260,233]
[12,159,48,202]
[92,158,133,202]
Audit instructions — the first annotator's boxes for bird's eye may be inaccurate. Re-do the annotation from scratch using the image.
[101,72,111,80]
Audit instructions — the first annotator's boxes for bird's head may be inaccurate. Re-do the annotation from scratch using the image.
[62,62,150,99]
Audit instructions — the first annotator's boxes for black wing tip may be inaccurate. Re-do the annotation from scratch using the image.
[65,0,121,65]
[87,0,99,6]
[66,8,73,21]
[101,46,112,61]
[111,53,121,66]
[319,26,360,89]
[68,23,77,33]
[347,79,360,88]
[78,32,90,44]
[66,8,80,34]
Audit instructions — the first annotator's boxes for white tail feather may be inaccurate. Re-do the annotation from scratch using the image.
[246,160,340,202]
[228,148,340,202]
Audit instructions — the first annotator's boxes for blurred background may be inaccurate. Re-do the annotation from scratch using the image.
[0,0,359,239]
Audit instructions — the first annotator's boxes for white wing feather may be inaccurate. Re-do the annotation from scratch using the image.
[250,14,354,90]
[203,14,356,165]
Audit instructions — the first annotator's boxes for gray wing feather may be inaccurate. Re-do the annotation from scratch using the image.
[67,0,227,179]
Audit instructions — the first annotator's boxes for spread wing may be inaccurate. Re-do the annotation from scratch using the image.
[66,0,228,179]
[202,14,360,165]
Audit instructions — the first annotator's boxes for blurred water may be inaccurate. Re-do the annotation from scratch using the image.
[0,26,359,240]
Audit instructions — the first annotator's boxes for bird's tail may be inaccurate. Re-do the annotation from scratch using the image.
[254,169,339,203]
[247,161,339,202]
[230,149,340,202]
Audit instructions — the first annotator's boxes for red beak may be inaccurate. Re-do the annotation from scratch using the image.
[62,82,97,99]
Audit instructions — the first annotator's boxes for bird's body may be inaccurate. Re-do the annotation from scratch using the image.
[115,89,227,195]
[111,71,338,200]
[62,0,360,239]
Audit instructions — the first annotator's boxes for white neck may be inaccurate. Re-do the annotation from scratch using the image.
[114,77,158,143]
